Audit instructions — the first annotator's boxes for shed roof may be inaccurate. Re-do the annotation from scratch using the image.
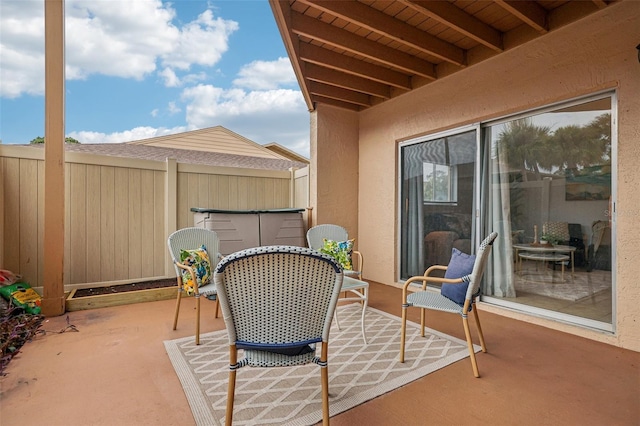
[126,126,291,160]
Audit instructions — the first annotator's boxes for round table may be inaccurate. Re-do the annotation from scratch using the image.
[513,244,576,281]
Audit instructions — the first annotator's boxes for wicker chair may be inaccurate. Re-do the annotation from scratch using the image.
[306,224,363,279]
[400,232,498,378]
[214,246,344,426]
[307,224,369,343]
[167,227,221,345]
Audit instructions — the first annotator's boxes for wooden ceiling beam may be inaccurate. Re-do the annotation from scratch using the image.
[401,0,503,52]
[311,95,362,111]
[296,0,465,66]
[299,42,412,90]
[496,0,548,34]
[305,63,391,99]
[308,81,372,107]
[291,11,436,80]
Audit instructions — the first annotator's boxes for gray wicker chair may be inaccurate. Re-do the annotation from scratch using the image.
[307,224,369,343]
[167,227,221,345]
[306,224,363,280]
[214,245,344,426]
[400,232,498,378]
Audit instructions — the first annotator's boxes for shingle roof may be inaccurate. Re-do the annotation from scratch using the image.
[126,126,296,161]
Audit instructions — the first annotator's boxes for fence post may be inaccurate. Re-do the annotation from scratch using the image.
[165,158,178,276]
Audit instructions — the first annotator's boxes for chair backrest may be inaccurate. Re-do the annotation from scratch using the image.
[167,227,221,276]
[543,221,570,242]
[464,232,498,300]
[306,224,349,250]
[214,246,344,353]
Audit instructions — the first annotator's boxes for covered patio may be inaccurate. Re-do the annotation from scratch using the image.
[2,1,639,424]
[2,281,638,425]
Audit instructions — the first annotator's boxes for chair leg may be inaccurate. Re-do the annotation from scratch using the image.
[400,306,407,363]
[195,294,201,345]
[172,286,183,331]
[320,342,330,426]
[215,298,220,318]
[360,287,368,344]
[462,316,480,378]
[472,307,487,353]
[420,308,426,337]
[226,345,237,426]
[333,309,342,330]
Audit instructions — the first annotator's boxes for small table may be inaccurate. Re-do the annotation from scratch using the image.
[518,252,571,281]
[513,244,576,280]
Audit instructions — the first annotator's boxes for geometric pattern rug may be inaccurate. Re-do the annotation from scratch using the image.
[164,304,478,426]
[515,267,611,301]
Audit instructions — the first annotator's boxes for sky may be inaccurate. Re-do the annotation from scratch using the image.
[0,0,311,157]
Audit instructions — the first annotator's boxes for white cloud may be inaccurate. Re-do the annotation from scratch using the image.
[181,84,310,157]
[233,57,297,90]
[167,101,181,115]
[181,72,207,85]
[0,0,238,97]
[161,9,238,71]
[150,108,159,117]
[159,67,180,87]
[68,125,189,143]
[0,1,46,97]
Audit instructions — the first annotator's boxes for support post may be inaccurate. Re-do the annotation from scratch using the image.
[42,0,66,316]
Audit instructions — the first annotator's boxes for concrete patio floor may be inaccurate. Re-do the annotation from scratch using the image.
[1,281,638,425]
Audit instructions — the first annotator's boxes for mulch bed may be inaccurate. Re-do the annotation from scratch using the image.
[73,278,176,297]
[0,297,45,376]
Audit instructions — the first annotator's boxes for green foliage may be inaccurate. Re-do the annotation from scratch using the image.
[29,136,80,144]
[540,233,562,245]
[497,113,611,182]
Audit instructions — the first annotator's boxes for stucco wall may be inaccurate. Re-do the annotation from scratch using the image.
[356,2,640,351]
[311,105,360,242]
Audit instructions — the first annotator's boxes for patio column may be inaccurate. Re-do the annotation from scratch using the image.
[311,104,359,237]
[42,0,66,316]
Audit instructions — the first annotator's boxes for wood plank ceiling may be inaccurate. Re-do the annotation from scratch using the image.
[269,0,618,112]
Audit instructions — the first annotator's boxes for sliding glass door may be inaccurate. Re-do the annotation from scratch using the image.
[398,92,614,330]
[482,94,614,328]
[399,128,477,281]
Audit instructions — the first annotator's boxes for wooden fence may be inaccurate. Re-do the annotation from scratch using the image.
[0,145,309,291]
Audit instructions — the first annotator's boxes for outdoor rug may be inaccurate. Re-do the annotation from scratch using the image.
[515,267,611,301]
[164,303,478,426]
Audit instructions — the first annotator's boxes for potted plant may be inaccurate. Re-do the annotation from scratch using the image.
[541,233,561,246]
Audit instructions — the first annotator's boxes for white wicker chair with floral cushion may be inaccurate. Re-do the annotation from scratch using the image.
[214,245,344,426]
[400,232,498,378]
[307,224,369,344]
[167,227,221,345]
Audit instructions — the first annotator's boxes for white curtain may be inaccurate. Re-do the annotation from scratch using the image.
[482,128,516,297]
[401,145,425,278]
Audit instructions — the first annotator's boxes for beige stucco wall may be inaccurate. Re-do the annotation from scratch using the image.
[310,105,360,243]
[354,2,640,351]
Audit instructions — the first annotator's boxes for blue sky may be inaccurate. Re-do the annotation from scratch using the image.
[0,0,311,157]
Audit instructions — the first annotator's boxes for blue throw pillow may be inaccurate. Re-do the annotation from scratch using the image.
[441,248,476,306]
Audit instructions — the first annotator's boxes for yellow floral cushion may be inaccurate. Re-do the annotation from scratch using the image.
[320,238,354,270]
[179,245,211,296]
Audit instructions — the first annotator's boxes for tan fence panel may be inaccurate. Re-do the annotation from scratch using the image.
[1,156,41,286]
[1,146,309,291]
